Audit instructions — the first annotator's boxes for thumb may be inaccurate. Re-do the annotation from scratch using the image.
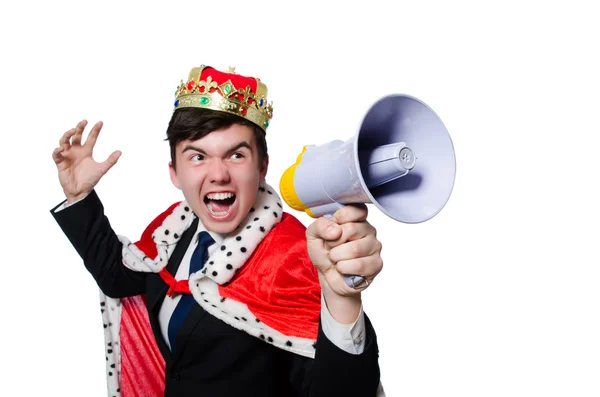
[306,216,342,242]
[99,150,122,174]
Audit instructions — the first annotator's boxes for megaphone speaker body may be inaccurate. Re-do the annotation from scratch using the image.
[279,94,456,287]
[280,94,456,223]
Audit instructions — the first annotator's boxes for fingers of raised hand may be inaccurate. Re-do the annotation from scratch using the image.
[59,119,92,147]
[58,127,77,147]
[83,121,104,148]
[59,120,104,148]
[52,146,66,163]
[54,126,80,164]
[71,119,88,145]
[59,120,87,145]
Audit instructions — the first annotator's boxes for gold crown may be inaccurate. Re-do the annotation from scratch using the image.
[174,65,273,131]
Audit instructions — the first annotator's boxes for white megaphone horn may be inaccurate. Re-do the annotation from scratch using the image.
[279,94,456,287]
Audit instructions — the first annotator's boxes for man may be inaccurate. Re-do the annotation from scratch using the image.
[51,65,384,396]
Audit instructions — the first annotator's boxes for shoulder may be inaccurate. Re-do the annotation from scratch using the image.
[270,212,307,238]
[251,212,313,269]
[134,201,183,258]
[257,212,309,251]
[234,211,321,307]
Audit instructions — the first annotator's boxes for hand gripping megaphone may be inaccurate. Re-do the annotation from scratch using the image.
[279,94,456,287]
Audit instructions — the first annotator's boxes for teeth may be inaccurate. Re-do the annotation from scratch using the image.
[206,192,234,200]
[207,203,230,217]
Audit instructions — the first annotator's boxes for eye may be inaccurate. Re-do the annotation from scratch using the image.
[231,152,245,160]
[191,153,205,161]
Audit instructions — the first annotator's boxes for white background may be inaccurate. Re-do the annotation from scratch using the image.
[1,1,599,396]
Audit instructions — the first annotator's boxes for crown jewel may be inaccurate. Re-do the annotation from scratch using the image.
[174,65,273,131]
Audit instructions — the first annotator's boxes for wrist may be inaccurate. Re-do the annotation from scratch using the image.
[319,273,362,324]
[66,191,90,204]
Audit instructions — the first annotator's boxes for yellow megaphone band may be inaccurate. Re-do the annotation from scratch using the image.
[279,146,317,218]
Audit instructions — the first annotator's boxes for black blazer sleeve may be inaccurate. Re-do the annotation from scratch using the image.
[285,313,381,397]
[50,190,146,298]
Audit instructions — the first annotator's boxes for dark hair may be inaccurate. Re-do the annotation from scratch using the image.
[166,108,268,169]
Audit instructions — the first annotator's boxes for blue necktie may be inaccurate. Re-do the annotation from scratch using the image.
[167,231,214,351]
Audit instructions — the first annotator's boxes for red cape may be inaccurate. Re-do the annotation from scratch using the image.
[117,204,321,396]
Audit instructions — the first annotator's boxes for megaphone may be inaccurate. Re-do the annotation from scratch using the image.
[279,94,456,287]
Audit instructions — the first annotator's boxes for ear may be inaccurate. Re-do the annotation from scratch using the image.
[169,161,181,190]
[259,155,269,182]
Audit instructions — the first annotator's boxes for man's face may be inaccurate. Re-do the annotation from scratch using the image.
[169,124,268,234]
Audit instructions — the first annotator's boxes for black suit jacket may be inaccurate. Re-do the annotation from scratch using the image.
[52,191,380,397]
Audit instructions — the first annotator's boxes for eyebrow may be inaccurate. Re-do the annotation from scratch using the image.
[181,141,252,156]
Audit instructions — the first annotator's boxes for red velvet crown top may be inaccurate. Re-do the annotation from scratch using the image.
[174,65,273,131]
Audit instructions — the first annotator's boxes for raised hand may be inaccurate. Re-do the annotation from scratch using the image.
[52,120,122,203]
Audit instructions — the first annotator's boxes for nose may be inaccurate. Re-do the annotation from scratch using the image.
[207,159,230,184]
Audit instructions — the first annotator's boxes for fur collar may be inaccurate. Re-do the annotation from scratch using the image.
[119,181,283,286]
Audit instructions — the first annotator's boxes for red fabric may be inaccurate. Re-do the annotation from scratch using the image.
[159,268,191,296]
[219,213,321,340]
[200,67,258,100]
[118,207,321,395]
[135,201,182,260]
[119,203,179,396]
[120,295,165,397]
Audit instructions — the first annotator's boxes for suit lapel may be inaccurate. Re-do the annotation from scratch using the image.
[145,217,199,363]
[169,219,210,365]
[170,302,207,365]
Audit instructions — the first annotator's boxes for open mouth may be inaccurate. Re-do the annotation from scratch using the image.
[204,192,236,217]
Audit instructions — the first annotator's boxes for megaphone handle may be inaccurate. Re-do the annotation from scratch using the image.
[323,213,366,288]
[343,274,366,288]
